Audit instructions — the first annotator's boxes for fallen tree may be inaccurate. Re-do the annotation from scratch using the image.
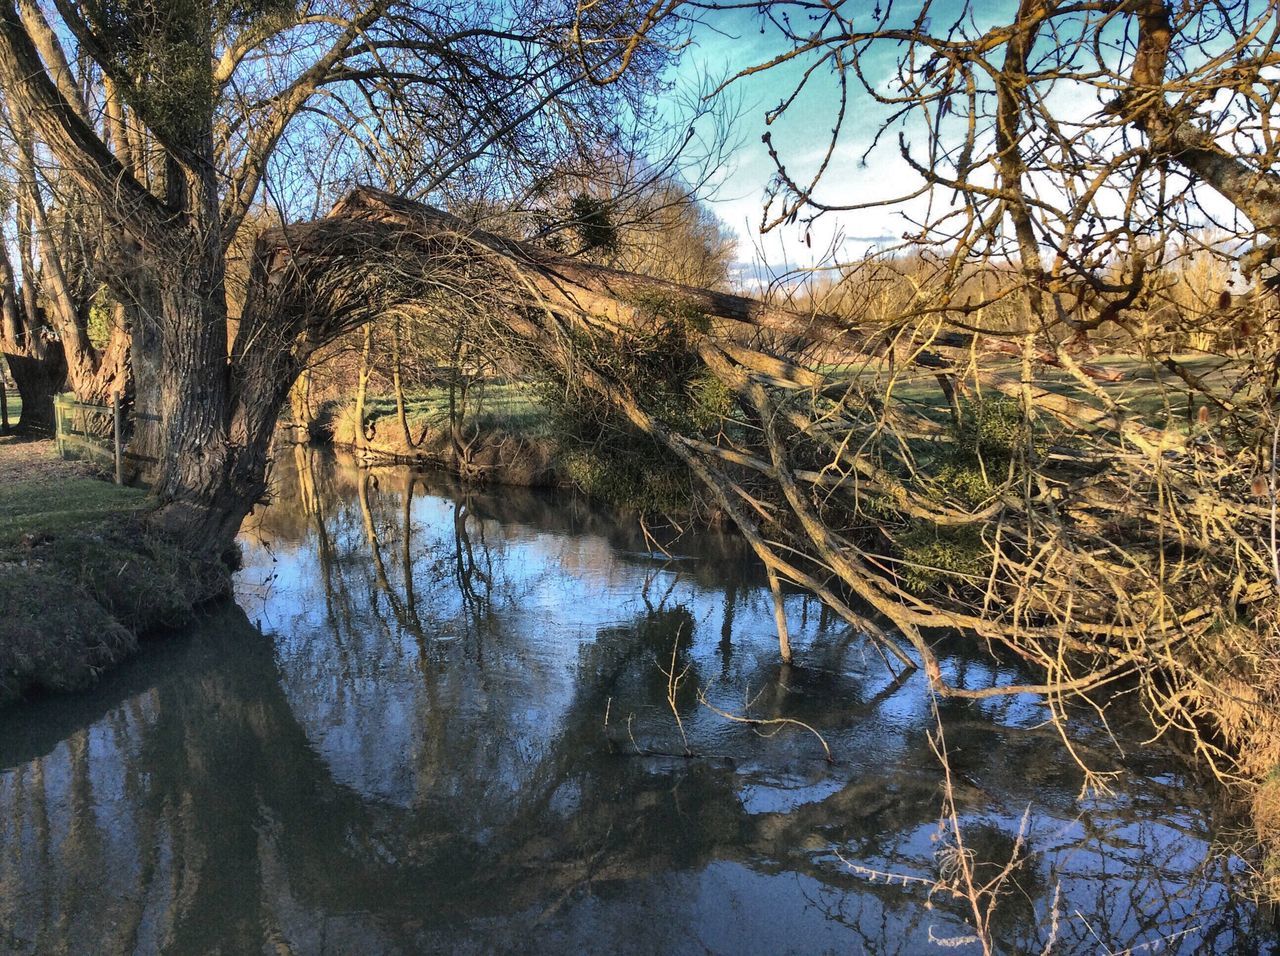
[17,162,1239,795]
[241,188,1279,811]
[2,0,1277,891]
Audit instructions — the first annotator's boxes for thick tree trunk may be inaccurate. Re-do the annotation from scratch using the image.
[144,272,242,543]
[77,305,131,406]
[4,346,66,434]
[126,308,165,479]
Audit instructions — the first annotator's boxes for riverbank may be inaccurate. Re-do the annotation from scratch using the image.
[318,383,705,515]
[0,436,230,705]
[327,384,561,486]
[7,422,1280,903]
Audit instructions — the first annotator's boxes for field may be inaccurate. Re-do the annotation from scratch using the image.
[825,350,1246,434]
[346,381,552,440]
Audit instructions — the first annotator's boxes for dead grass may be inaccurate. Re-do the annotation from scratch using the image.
[0,434,97,483]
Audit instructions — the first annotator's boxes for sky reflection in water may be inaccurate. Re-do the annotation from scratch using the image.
[0,447,1272,954]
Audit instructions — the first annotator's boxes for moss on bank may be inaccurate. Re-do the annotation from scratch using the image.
[0,477,230,706]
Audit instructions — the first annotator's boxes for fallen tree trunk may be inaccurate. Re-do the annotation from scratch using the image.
[279,189,1278,801]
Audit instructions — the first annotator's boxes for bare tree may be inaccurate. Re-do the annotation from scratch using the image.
[555,0,1280,859]
[0,0,681,523]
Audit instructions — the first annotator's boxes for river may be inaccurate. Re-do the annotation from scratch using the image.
[0,447,1271,954]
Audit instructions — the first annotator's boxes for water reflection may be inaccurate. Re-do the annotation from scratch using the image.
[0,447,1272,954]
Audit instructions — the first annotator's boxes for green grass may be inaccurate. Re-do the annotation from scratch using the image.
[377,355,1243,440]
[1083,354,1247,426]
[0,477,150,546]
[362,382,551,436]
[1,391,20,429]
[823,351,1251,433]
[0,473,228,706]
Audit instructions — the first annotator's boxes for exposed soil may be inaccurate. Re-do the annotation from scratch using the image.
[0,434,96,483]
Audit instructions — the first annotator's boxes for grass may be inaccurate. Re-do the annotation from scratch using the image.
[368,354,1237,449]
[1087,353,1248,425]
[825,351,1250,433]
[359,381,551,436]
[1,390,19,429]
[0,478,149,546]
[0,472,226,706]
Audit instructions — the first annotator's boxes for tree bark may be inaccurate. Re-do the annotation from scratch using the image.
[1126,0,1280,233]
[353,323,374,454]
[391,316,413,449]
[4,346,65,433]
[289,365,312,441]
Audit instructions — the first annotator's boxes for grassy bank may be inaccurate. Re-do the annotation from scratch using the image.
[1,390,20,431]
[321,382,703,513]
[0,469,230,706]
[325,382,560,485]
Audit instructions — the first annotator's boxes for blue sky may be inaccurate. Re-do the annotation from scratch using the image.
[675,0,1252,278]
[674,2,957,271]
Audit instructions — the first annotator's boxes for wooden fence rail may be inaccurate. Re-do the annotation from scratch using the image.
[54,393,124,484]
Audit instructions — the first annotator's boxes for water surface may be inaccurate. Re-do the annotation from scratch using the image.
[0,447,1271,954]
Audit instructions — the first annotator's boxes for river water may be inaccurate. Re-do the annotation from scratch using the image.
[0,447,1272,954]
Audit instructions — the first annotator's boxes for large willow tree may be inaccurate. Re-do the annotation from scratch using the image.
[0,0,680,534]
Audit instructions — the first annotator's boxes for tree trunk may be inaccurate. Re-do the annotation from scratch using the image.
[5,346,65,434]
[353,323,374,454]
[391,316,413,448]
[125,299,164,478]
[144,274,242,543]
[766,567,793,665]
[288,365,312,442]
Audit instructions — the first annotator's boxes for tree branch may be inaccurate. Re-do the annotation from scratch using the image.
[0,0,169,242]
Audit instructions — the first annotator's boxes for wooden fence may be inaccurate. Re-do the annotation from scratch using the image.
[0,379,10,435]
[53,393,125,484]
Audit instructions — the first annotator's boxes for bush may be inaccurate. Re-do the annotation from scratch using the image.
[896,525,990,594]
[929,397,1031,507]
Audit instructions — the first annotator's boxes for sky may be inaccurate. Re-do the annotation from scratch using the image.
[668,0,1251,281]
[673,2,968,274]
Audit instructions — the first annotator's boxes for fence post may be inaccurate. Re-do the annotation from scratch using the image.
[54,395,64,457]
[113,392,124,485]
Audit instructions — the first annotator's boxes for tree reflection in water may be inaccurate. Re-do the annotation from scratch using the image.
[0,449,1272,954]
